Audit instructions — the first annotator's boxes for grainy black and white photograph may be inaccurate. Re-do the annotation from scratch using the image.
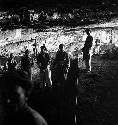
[0,0,118,125]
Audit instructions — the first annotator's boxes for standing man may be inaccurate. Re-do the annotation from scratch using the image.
[36,46,52,88]
[21,49,33,79]
[6,53,17,71]
[82,28,93,72]
[54,44,70,84]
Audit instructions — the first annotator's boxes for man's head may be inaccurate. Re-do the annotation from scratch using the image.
[85,28,91,35]
[59,44,64,51]
[25,49,29,56]
[40,46,46,52]
[1,70,33,113]
[10,53,13,59]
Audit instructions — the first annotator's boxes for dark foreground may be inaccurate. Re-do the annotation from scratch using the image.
[1,56,118,125]
[28,56,118,125]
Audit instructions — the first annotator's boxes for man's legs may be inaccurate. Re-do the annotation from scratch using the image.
[85,57,91,72]
[40,70,46,88]
[45,68,52,87]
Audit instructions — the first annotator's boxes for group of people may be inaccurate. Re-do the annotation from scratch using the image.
[0,28,93,125]
[0,43,71,125]
[5,28,93,86]
[5,43,70,87]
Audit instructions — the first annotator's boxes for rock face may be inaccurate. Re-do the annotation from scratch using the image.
[0,27,84,57]
[1,21,118,57]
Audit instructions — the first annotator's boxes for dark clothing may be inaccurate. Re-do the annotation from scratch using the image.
[53,50,69,83]
[7,58,17,71]
[55,50,69,68]
[82,35,93,60]
[37,52,50,70]
[3,104,48,125]
[21,55,31,74]
[83,53,90,60]
[37,52,52,87]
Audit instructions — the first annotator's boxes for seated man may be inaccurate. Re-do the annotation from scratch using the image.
[0,70,48,125]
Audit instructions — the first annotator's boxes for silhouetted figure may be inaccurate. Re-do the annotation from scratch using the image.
[36,46,52,88]
[1,70,48,125]
[82,29,93,72]
[21,49,33,79]
[42,44,47,52]
[6,53,17,71]
[54,44,70,85]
